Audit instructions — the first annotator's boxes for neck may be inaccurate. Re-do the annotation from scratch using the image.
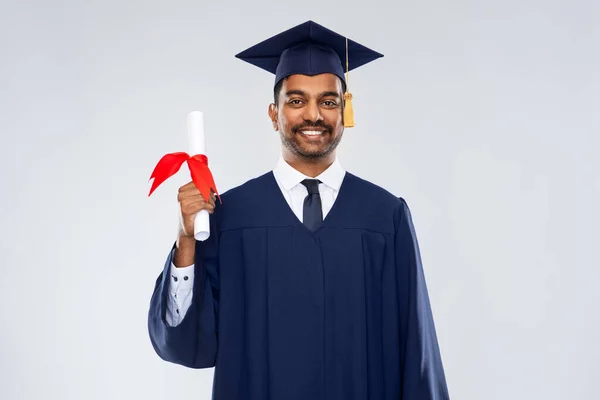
[282,150,336,178]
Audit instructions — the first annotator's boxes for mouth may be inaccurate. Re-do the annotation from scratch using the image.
[298,129,327,136]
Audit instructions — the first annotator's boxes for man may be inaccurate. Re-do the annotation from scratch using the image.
[148,20,449,400]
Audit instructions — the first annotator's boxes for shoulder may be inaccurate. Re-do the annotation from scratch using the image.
[212,171,275,228]
[219,171,273,203]
[344,172,416,228]
[340,172,413,233]
[345,172,405,209]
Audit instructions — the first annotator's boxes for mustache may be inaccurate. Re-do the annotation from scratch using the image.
[292,120,333,133]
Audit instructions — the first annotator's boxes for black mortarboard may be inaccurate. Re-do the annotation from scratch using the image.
[235,20,384,127]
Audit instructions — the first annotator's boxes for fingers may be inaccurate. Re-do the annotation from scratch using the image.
[179,191,215,215]
[177,192,216,207]
[178,191,200,202]
[178,181,217,220]
[179,181,198,192]
[178,182,217,205]
[182,199,215,213]
[178,181,205,199]
[178,183,216,237]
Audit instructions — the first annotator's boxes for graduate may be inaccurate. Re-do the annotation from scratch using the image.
[148,20,450,400]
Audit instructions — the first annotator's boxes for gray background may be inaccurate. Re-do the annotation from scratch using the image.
[1,0,598,399]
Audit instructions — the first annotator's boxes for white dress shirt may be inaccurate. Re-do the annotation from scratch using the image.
[166,156,346,326]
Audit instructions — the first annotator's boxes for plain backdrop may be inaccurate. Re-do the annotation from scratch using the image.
[1,0,598,399]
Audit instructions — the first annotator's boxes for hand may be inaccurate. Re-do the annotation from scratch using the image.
[177,181,216,238]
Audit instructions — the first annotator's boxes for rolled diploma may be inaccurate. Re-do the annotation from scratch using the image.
[187,111,210,241]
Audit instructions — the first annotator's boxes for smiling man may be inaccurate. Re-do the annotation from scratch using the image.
[148,21,450,400]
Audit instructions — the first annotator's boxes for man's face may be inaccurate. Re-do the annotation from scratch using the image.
[271,73,344,160]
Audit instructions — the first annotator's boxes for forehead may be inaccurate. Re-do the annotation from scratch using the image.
[282,73,343,94]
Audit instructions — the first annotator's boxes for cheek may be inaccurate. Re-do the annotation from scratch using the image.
[279,109,301,130]
[325,109,343,128]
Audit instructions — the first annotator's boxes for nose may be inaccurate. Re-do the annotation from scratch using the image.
[302,100,323,123]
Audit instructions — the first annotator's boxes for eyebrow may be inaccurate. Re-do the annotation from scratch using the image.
[285,90,341,98]
[285,90,306,97]
[319,91,341,99]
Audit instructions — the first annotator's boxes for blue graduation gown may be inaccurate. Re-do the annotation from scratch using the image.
[148,171,449,399]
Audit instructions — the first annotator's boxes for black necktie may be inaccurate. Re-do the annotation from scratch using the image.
[300,179,323,231]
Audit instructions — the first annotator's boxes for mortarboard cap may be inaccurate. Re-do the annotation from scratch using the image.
[235,20,384,127]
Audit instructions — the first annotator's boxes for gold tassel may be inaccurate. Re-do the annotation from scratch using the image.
[343,92,354,127]
[343,37,355,128]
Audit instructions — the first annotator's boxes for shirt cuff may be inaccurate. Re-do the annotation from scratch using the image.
[169,262,195,292]
[166,262,195,327]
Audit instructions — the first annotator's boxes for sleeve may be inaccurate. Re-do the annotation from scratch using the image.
[165,263,194,327]
[395,198,450,399]
[147,216,219,369]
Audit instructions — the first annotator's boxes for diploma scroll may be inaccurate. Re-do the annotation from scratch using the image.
[187,111,211,241]
[148,111,219,240]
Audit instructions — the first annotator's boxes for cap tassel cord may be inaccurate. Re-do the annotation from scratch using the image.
[343,37,355,128]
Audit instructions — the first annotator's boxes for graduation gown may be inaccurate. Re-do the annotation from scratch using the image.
[148,171,449,400]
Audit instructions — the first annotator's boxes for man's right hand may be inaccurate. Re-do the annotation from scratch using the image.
[177,181,216,238]
[173,181,216,267]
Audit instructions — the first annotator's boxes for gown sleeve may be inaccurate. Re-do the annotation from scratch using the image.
[147,214,219,369]
[395,198,450,399]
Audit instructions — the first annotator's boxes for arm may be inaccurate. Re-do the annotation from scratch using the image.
[395,198,450,399]
[147,182,219,368]
[147,230,219,368]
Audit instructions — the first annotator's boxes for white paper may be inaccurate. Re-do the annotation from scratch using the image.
[187,111,206,155]
[187,111,210,241]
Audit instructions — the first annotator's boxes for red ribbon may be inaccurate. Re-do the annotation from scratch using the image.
[148,152,221,204]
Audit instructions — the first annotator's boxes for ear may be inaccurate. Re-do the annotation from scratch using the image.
[268,103,278,131]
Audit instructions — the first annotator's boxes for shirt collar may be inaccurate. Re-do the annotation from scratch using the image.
[274,155,346,192]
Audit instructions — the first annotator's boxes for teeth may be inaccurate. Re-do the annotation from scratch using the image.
[300,130,323,136]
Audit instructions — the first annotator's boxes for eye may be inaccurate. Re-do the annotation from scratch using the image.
[288,99,304,105]
[322,100,338,107]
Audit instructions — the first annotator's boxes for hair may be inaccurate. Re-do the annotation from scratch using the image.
[273,77,286,104]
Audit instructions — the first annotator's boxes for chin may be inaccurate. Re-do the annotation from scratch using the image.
[297,146,334,159]
[281,133,338,160]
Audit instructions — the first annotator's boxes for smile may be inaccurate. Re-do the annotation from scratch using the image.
[299,130,325,136]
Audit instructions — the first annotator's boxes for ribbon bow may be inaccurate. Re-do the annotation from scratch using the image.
[148,152,221,204]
